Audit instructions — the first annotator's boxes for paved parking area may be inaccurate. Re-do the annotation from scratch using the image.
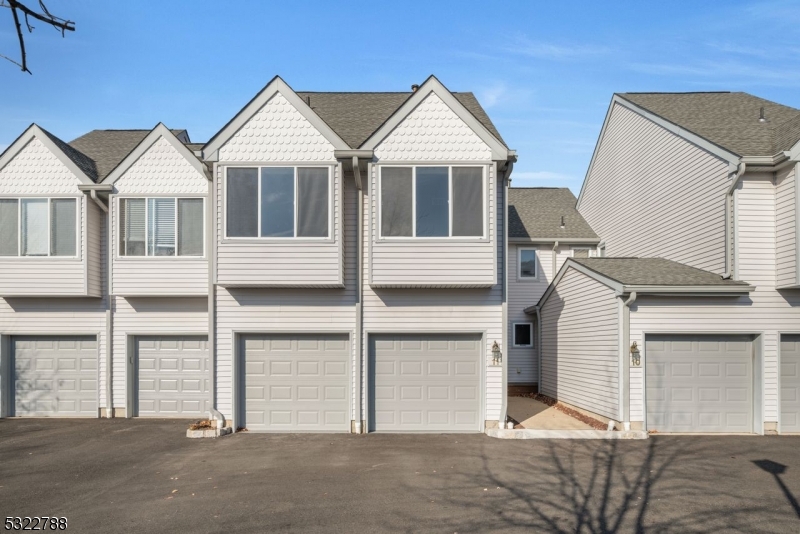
[1,419,799,533]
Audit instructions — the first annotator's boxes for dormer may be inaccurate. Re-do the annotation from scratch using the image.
[360,76,512,288]
[0,125,102,297]
[103,124,210,297]
[203,77,350,288]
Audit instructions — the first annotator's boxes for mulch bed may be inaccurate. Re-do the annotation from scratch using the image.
[514,393,609,431]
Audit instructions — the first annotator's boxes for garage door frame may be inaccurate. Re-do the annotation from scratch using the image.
[642,331,763,434]
[778,331,800,434]
[127,333,211,418]
[365,330,486,433]
[232,330,354,433]
[0,332,101,418]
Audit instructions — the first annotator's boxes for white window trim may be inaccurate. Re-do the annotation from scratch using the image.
[117,196,206,259]
[0,196,80,259]
[513,323,534,347]
[517,247,538,281]
[377,164,487,240]
[223,164,333,241]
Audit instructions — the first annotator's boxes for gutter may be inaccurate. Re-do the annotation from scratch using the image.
[509,237,600,244]
[724,162,745,279]
[551,241,559,278]
[620,291,637,430]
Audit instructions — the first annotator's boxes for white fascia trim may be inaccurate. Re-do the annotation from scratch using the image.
[0,124,94,185]
[360,75,510,161]
[536,259,624,310]
[619,284,754,295]
[102,123,209,184]
[509,237,601,244]
[576,95,740,209]
[202,76,350,161]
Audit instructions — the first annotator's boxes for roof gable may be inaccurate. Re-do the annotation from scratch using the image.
[203,76,349,161]
[102,123,207,188]
[360,76,510,160]
[0,124,95,187]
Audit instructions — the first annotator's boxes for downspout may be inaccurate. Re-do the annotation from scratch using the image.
[534,306,542,393]
[499,161,512,427]
[552,241,559,276]
[621,291,637,430]
[206,164,224,429]
[354,158,364,434]
[723,162,745,279]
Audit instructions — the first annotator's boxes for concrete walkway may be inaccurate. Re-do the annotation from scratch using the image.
[507,396,593,430]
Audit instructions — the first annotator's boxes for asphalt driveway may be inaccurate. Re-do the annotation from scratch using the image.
[0,419,799,533]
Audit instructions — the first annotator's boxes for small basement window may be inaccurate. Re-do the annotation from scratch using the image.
[513,323,533,347]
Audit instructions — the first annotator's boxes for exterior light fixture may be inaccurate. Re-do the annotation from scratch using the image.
[491,341,502,366]
[630,341,641,367]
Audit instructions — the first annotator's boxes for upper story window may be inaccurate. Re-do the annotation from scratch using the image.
[518,248,538,279]
[379,166,484,238]
[225,166,330,239]
[0,197,77,257]
[119,198,204,257]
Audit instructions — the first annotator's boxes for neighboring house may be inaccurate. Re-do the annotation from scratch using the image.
[506,188,598,390]
[0,75,518,433]
[537,92,800,434]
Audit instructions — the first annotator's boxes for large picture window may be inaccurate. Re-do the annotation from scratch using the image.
[225,166,330,239]
[0,197,77,257]
[119,198,204,257]
[379,166,484,238]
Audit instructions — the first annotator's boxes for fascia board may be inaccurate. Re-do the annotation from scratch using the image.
[0,124,93,185]
[102,123,209,184]
[360,75,510,160]
[620,284,754,295]
[202,76,349,160]
[536,259,624,309]
[509,237,601,244]
[577,95,741,209]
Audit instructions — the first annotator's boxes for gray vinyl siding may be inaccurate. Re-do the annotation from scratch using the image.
[776,165,798,288]
[214,175,358,418]
[86,197,104,298]
[369,164,496,288]
[628,176,800,424]
[215,163,343,288]
[540,267,620,420]
[111,296,208,410]
[579,102,730,275]
[359,169,505,422]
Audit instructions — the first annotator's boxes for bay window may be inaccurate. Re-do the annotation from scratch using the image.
[380,166,484,238]
[0,197,77,257]
[225,166,330,239]
[119,198,204,257]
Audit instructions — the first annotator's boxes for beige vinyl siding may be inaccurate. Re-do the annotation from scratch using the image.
[360,168,504,422]
[507,245,553,384]
[113,259,208,296]
[369,164,495,288]
[579,103,730,275]
[776,165,798,288]
[628,176,800,424]
[0,297,107,408]
[214,177,358,418]
[86,197,104,297]
[111,296,208,410]
[215,163,343,287]
[540,267,620,420]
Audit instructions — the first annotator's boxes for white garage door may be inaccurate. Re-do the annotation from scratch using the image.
[241,334,350,432]
[13,336,98,417]
[369,334,482,433]
[780,335,800,433]
[136,336,210,417]
[646,335,753,433]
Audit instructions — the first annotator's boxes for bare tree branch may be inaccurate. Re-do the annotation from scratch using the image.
[0,0,75,74]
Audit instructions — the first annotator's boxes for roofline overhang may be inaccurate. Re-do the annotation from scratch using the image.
[334,149,373,159]
[0,124,95,185]
[509,237,600,244]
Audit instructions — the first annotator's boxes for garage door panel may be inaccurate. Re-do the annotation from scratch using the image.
[370,334,481,433]
[136,336,210,418]
[242,334,350,432]
[646,335,752,433]
[781,335,800,433]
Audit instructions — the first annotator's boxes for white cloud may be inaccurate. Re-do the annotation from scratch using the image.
[505,35,612,60]
[477,82,533,109]
[626,59,800,87]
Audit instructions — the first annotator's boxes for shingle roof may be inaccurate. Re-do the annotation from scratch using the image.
[295,91,506,149]
[508,188,597,239]
[618,92,800,157]
[38,126,98,182]
[571,257,750,287]
[68,129,188,180]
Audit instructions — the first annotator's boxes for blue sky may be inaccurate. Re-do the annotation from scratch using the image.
[2,0,800,194]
